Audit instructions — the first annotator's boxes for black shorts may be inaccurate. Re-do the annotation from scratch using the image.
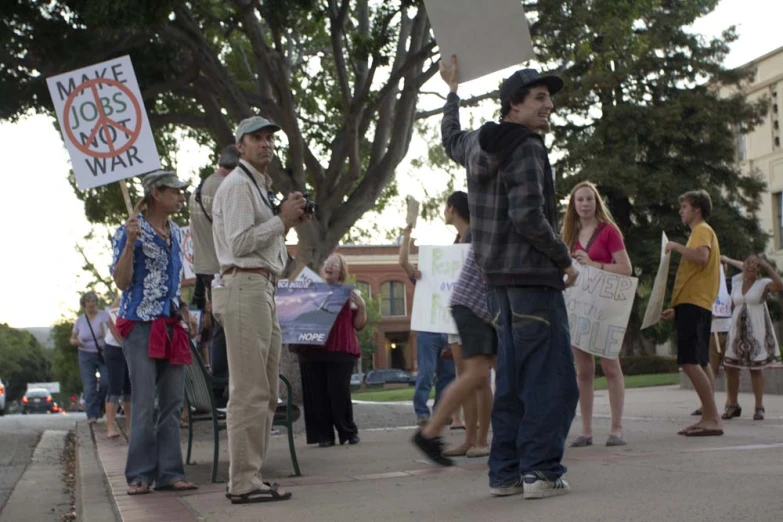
[674,304,712,367]
[451,305,498,359]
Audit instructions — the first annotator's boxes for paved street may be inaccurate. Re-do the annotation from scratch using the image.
[86,386,783,521]
[0,412,85,516]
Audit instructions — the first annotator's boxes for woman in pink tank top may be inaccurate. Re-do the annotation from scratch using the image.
[561,181,633,447]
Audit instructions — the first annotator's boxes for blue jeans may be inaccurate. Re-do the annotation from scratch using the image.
[122,322,186,487]
[78,350,108,420]
[413,332,455,418]
[486,286,579,486]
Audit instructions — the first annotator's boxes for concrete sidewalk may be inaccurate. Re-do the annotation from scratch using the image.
[86,386,783,521]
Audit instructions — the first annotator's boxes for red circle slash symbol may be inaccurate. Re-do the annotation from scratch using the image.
[63,78,142,159]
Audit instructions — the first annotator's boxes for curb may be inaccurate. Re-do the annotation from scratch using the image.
[75,422,120,522]
[0,430,70,521]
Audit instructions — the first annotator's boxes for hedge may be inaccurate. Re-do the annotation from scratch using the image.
[593,355,678,377]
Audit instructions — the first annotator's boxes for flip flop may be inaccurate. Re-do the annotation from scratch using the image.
[107,432,121,439]
[127,482,151,496]
[155,480,198,491]
[683,427,724,437]
[677,425,700,435]
[450,425,466,431]
[226,483,292,504]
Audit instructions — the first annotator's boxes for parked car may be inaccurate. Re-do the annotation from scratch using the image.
[0,378,6,416]
[350,373,364,391]
[22,388,56,415]
[364,369,416,388]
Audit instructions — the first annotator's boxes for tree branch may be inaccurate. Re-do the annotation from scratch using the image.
[328,0,352,110]
[415,90,500,120]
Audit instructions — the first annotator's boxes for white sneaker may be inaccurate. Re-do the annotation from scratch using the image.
[489,480,524,497]
[523,472,570,499]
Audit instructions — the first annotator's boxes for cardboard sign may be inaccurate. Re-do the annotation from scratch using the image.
[410,244,470,334]
[641,232,671,329]
[712,265,731,318]
[565,262,638,359]
[425,0,534,83]
[46,55,161,190]
[275,282,353,345]
[406,196,420,227]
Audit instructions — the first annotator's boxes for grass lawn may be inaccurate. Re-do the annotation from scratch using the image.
[351,372,680,402]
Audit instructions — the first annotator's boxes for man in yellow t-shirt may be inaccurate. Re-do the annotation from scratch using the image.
[661,190,723,437]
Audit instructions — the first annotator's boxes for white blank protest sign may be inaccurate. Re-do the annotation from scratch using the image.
[641,232,671,329]
[425,0,534,83]
[46,55,161,191]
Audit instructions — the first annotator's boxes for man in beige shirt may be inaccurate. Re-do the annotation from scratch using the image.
[211,116,307,504]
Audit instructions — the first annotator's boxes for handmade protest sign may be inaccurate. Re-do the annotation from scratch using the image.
[46,55,161,213]
[410,244,469,334]
[406,196,420,227]
[180,226,195,280]
[424,0,534,83]
[641,232,672,329]
[275,282,353,345]
[565,262,638,359]
[712,265,731,318]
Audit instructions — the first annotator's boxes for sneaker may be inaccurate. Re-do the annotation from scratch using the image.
[489,480,524,497]
[523,472,570,499]
[411,429,453,466]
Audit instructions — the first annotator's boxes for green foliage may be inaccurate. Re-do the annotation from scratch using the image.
[356,296,382,372]
[2,0,442,270]
[523,0,769,351]
[0,324,51,401]
[49,320,83,398]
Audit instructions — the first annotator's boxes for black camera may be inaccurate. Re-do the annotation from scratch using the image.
[301,192,317,215]
[272,191,317,216]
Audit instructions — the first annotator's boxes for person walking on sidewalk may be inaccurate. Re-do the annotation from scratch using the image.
[399,222,456,426]
[661,190,723,437]
[413,194,497,464]
[212,116,308,504]
[440,55,579,499]
[719,254,782,421]
[70,291,109,424]
[561,181,633,448]
[111,171,197,495]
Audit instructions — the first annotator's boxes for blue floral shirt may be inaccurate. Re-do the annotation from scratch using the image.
[111,215,184,322]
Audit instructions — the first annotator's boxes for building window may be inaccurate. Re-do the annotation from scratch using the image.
[775,192,783,250]
[735,124,747,162]
[355,281,371,300]
[380,281,406,317]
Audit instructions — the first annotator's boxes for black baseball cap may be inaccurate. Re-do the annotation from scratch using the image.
[500,68,564,102]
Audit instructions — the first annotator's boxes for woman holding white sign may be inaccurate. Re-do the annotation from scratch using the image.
[561,182,632,447]
[720,254,783,421]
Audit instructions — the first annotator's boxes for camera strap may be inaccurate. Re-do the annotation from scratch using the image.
[237,163,276,213]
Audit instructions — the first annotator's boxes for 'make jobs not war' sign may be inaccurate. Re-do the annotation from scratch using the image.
[564,262,638,360]
[46,55,161,191]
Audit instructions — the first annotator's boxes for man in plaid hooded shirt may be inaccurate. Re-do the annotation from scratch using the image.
[438,55,579,500]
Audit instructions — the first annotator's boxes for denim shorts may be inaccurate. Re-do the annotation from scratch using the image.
[452,305,497,359]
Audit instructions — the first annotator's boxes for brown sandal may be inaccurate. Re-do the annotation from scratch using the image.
[721,404,741,420]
